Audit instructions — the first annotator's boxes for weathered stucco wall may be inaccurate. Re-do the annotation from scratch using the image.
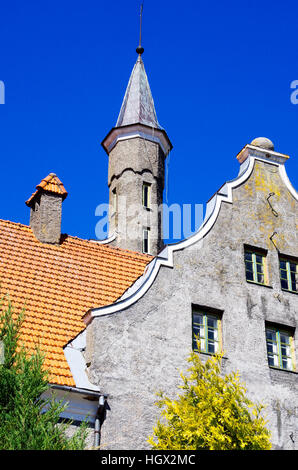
[87,159,298,450]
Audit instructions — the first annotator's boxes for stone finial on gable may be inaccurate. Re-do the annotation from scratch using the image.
[237,137,290,166]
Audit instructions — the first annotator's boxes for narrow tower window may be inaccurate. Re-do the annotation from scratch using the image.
[143,227,150,254]
[142,182,151,209]
[111,188,117,215]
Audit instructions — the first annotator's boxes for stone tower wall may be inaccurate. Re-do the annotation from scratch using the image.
[108,137,165,254]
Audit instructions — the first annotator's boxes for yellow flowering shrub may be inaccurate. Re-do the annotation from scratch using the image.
[148,347,271,450]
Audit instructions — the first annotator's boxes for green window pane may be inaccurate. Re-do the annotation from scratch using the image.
[281,279,289,290]
[255,254,263,264]
[267,343,274,355]
[207,328,215,341]
[266,330,275,341]
[256,262,264,273]
[280,334,290,345]
[193,313,204,351]
[207,316,217,328]
[280,260,287,270]
[290,272,297,292]
[282,358,289,369]
[268,353,279,367]
[193,312,203,324]
[245,258,254,280]
[245,260,253,271]
[193,325,200,335]
[280,269,288,280]
[268,355,275,367]
[289,262,297,272]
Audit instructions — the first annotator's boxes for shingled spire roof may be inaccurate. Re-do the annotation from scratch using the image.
[116,55,162,129]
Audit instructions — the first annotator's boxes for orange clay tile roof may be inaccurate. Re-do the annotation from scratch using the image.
[26,173,68,206]
[0,219,152,387]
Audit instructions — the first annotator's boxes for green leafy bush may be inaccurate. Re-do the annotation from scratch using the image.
[0,299,88,450]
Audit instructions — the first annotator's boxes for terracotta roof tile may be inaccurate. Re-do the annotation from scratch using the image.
[0,219,152,387]
[25,173,68,206]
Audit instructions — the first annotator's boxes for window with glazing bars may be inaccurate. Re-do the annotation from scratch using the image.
[279,258,298,293]
[245,249,267,285]
[266,326,295,371]
[192,309,221,354]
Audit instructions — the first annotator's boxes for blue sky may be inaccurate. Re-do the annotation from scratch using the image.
[0,0,298,242]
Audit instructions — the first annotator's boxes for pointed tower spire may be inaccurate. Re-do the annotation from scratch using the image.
[116,55,161,129]
[116,4,161,130]
[102,50,171,156]
[101,12,172,255]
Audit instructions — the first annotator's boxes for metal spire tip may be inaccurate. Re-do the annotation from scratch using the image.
[136,3,144,56]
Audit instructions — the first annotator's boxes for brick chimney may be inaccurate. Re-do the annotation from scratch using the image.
[26,173,68,244]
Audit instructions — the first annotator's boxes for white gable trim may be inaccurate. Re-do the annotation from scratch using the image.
[89,233,116,245]
[84,155,298,324]
[64,330,100,392]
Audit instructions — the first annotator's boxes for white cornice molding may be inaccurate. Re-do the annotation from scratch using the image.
[84,155,298,324]
[102,123,172,157]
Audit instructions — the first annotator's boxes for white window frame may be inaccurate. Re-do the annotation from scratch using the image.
[192,308,221,355]
[266,325,295,371]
